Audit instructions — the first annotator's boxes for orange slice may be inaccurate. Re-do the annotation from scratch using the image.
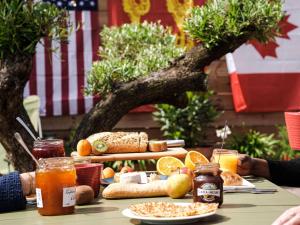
[184,151,209,171]
[156,156,185,175]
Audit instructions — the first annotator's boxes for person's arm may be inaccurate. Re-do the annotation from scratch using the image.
[238,155,270,178]
[0,172,34,213]
[267,158,300,187]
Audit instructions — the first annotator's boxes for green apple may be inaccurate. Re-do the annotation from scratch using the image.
[166,173,192,199]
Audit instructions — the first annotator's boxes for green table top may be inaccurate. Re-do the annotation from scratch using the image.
[1,178,300,225]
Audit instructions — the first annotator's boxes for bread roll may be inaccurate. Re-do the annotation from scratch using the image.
[102,180,167,199]
[87,132,148,153]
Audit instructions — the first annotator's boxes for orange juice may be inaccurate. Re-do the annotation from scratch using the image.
[36,157,76,216]
[211,149,238,173]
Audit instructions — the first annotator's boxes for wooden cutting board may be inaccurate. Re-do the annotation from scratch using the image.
[72,147,187,163]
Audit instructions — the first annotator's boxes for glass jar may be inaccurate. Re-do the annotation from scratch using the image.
[32,139,65,160]
[36,157,76,216]
[193,163,223,206]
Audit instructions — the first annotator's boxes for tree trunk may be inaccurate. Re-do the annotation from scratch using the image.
[72,34,251,148]
[0,56,36,172]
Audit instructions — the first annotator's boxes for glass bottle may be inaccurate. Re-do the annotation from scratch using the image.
[32,139,65,159]
[36,157,76,216]
[193,163,223,206]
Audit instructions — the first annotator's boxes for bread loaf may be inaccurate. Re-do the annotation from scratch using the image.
[148,140,167,152]
[102,180,168,199]
[87,132,148,153]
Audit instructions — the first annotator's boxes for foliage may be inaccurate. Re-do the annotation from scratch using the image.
[184,0,283,49]
[153,91,219,147]
[227,129,279,159]
[275,126,300,160]
[104,159,156,171]
[86,21,184,96]
[0,0,69,60]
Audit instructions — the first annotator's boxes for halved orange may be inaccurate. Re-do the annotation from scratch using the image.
[185,151,209,171]
[156,156,185,175]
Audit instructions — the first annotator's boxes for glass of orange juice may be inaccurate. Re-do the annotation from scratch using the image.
[211,149,238,173]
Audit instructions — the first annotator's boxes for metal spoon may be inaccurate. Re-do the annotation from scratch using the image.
[14,132,40,166]
[16,117,39,141]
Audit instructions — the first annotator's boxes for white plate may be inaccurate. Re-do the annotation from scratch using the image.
[223,177,255,191]
[122,202,216,225]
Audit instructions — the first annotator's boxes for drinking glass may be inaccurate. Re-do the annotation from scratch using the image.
[211,149,238,173]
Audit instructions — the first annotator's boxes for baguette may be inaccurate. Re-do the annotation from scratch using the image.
[87,132,148,153]
[102,180,167,199]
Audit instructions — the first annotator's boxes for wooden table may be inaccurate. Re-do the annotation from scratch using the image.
[1,178,300,225]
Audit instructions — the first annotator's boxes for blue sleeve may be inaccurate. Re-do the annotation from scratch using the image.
[267,158,300,187]
[0,172,27,212]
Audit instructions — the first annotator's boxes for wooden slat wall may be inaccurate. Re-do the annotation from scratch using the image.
[41,2,285,142]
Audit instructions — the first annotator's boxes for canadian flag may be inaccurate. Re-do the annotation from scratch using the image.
[226,0,300,112]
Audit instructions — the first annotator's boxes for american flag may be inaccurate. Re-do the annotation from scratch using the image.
[24,0,100,116]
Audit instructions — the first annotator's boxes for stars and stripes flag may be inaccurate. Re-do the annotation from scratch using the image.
[226,0,300,112]
[24,0,100,116]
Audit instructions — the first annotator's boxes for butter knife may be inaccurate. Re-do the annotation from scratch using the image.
[224,188,277,194]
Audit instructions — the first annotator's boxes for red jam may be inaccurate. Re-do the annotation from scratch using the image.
[32,139,65,160]
[193,163,223,206]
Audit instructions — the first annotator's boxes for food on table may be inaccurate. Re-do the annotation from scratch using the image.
[185,151,209,171]
[102,167,115,179]
[166,173,192,199]
[120,166,134,173]
[36,158,76,216]
[221,171,243,186]
[148,173,160,182]
[156,156,185,175]
[129,202,218,217]
[211,149,238,173]
[119,172,147,184]
[193,163,223,206]
[33,139,65,159]
[114,172,121,183]
[91,140,108,155]
[102,180,167,199]
[75,185,94,205]
[148,140,167,152]
[77,139,92,156]
[179,167,194,178]
[87,132,148,153]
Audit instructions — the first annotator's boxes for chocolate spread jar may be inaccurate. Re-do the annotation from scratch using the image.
[193,163,223,206]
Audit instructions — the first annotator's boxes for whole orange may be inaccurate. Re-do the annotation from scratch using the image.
[77,139,92,156]
[102,167,115,179]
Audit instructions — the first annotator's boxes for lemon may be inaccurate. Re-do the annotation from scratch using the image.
[184,151,209,171]
[156,156,184,175]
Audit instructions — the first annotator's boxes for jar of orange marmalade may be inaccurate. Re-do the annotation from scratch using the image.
[36,157,76,216]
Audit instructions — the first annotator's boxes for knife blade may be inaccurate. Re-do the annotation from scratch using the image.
[166,140,185,147]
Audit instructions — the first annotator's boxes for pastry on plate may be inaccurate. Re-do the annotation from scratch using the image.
[221,171,243,186]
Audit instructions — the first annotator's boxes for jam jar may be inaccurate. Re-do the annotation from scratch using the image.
[193,163,223,206]
[32,139,65,160]
[36,157,76,216]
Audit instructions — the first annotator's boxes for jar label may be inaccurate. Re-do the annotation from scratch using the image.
[63,187,76,207]
[36,188,43,208]
[197,183,220,202]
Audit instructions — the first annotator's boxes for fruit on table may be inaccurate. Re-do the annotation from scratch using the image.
[156,156,184,176]
[92,140,108,155]
[102,167,115,179]
[76,185,94,205]
[166,173,192,199]
[179,167,193,178]
[184,151,209,171]
[77,139,92,156]
[120,166,134,173]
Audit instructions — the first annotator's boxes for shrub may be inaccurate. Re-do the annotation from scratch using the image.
[153,91,219,147]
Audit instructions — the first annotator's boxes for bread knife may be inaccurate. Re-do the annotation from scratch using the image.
[165,140,185,147]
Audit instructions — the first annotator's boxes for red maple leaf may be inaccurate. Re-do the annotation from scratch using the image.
[248,15,297,58]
